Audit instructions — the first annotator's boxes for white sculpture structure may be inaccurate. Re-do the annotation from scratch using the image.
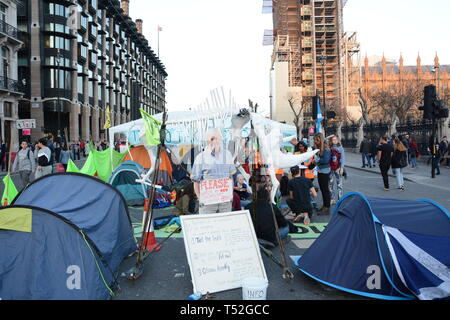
[231,110,319,203]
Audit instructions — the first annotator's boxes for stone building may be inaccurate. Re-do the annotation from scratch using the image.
[0,0,23,150]
[17,0,167,143]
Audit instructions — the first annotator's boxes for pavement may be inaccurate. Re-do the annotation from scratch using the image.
[2,152,450,300]
[344,151,450,191]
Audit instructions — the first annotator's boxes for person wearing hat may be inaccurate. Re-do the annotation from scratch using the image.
[286,165,317,226]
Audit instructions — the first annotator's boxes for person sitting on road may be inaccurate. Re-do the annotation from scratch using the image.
[173,182,198,216]
[245,185,290,247]
[286,166,317,226]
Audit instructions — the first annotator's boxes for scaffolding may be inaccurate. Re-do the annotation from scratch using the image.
[272,0,345,118]
[342,31,362,110]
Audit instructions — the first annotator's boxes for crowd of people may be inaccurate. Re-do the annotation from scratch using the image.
[360,134,450,191]
[1,134,110,188]
[169,131,347,247]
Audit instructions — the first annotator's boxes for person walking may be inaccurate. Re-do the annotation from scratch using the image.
[369,137,378,167]
[409,137,419,168]
[59,144,70,171]
[54,138,61,163]
[11,140,36,188]
[359,136,372,168]
[313,133,331,215]
[35,138,53,179]
[70,141,81,160]
[377,137,394,191]
[329,135,345,204]
[391,138,408,190]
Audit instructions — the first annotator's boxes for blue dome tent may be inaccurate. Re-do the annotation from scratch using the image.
[296,192,450,300]
[109,161,148,206]
[4,173,137,299]
[0,206,115,300]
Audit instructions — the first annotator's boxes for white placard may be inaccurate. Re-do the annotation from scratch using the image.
[180,211,267,295]
[199,178,233,206]
[16,119,36,129]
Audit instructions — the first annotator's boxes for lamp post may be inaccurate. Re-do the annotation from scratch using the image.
[56,49,62,139]
[319,55,327,130]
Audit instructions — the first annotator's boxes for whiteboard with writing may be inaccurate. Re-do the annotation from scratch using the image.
[180,211,268,295]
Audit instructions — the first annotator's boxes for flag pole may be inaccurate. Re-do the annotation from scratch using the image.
[157,25,160,57]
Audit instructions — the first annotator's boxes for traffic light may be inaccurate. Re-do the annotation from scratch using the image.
[326,111,336,119]
[312,95,320,120]
[420,85,436,120]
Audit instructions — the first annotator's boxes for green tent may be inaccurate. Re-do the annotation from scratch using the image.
[67,144,127,182]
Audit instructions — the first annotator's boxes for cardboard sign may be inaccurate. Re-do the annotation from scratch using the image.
[199,178,233,205]
[180,211,267,295]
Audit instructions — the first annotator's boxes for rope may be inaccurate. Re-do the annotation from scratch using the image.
[80,231,115,297]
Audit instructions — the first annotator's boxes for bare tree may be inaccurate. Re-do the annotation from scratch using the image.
[287,92,305,140]
[370,81,424,123]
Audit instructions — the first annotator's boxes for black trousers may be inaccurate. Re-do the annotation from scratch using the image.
[380,164,390,189]
[318,173,331,208]
[286,198,312,216]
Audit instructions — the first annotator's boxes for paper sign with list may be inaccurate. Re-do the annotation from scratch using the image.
[180,211,267,295]
[199,178,233,205]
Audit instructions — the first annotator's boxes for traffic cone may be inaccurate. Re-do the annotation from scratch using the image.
[141,199,161,252]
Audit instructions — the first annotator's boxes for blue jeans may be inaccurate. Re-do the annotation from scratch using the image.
[392,168,404,187]
[410,156,417,167]
[329,171,343,201]
[278,225,290,240]
[362,153,371,167]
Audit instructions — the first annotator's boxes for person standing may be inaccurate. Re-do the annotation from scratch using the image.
[192,128,237,214]
[391,138,408,190]
[313,133,331,215]
[359,136,372,168]
[11,140,36,188]
[0,139,6,172]
[59,144,70,171]
[377,137,394,191]
[439,136,449,168]
[79,139,86,158]
[409,137,419,169]
[70,141,81,160]
[369,137,378,167]
[329,135,345,204]
[35,138,53,179]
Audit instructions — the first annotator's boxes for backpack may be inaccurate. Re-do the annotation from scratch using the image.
[330,148,342,171]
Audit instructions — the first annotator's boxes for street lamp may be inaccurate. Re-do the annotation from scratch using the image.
[56,49,62,139]
[318,55,327,129]
[433,65,441,98]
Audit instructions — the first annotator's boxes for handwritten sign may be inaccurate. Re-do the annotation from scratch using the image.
[199,178,233,205]
[180,211,267,295]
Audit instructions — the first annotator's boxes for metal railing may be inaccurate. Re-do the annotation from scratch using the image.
[0,19,18,40]
[0,76,23,93]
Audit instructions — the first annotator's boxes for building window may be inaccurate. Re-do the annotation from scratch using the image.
[44,3,68,17]
[43,68,72,91]
[44,36,71,51]
[0,4,7,23]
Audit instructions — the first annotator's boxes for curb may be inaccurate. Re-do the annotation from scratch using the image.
[346,165,417,183]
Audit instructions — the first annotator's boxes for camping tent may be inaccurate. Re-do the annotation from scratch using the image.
[296,192,450,300]
[11,173,137,291]
[109,161,147,206]
[121,145,174,187]
[0,206,115,299]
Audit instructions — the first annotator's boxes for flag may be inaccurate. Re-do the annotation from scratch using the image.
[104,105,111,130]
[2,174,18,206]
[67,159,80,173]
[383,226,450,300]
[140,108,162,146]
[316,98,323,134]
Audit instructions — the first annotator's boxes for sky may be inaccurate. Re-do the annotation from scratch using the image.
[129,0,450,114]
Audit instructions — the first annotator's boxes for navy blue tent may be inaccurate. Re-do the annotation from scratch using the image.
[10,173,137,298]
[0,206,114,300]
[109,161,147,206]
[296,192,450,300]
